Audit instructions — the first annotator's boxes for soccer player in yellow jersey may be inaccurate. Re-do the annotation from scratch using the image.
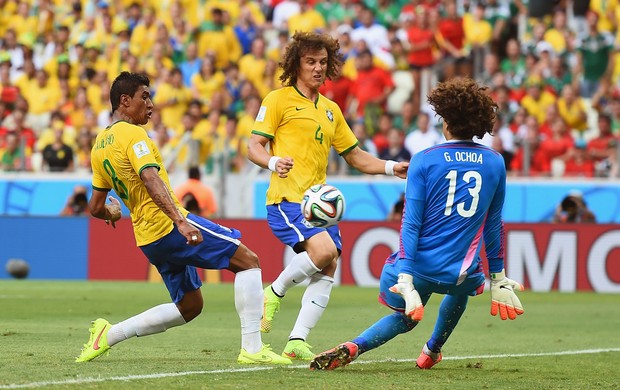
[75,72,290,365]
[248,32,409,361]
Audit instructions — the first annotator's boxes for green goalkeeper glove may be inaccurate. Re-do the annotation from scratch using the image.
[389,273,424,322]
[490,269,524,320]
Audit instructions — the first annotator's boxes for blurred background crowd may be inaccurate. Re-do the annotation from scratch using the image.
[1,0,619,179]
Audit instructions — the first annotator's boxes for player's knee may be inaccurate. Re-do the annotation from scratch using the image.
[244,250,260,269]
[229,245,260,272]
[181,303,203,322]
[320,260,337,277]
[308,247,338,269]
[178,290,204,322]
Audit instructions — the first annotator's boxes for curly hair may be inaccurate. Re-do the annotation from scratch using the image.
[427,78,497,139]
[279,31,343,87]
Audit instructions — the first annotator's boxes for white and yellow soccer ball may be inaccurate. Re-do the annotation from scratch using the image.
[300,184,346,228]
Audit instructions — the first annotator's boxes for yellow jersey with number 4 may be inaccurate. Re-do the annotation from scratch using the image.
[252,86,358,204]
[91,120,187,246]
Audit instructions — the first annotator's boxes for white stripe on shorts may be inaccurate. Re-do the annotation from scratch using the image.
[187,218,241,246]
[277,204,304,242]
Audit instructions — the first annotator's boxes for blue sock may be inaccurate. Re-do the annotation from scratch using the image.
[352,312,417,354]
[427,294,468,353]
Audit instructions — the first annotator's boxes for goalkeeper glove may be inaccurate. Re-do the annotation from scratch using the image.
[389,273,424,322]
[490,269,524,320]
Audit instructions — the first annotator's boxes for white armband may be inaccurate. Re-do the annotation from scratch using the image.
[385,160,396,176]
[268,156,281,172]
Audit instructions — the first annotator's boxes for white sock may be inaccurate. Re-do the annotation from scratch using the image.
[289,273,334,341]
[271,252,320,297]
[234,268,263,354]
[107,303,186,346]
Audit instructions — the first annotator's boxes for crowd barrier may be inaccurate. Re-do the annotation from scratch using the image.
[1,217,618,293]
[2,175,620,223]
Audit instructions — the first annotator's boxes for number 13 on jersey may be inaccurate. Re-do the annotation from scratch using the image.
[444,170,482,218]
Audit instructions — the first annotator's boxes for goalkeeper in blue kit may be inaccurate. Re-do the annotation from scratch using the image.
[311,77,524,371]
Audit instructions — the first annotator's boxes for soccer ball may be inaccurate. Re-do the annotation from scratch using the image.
[301,184,346,228]
[5,258,29,279]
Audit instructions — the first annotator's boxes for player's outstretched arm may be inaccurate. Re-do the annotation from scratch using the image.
[490,269,524,320]
[343,147,409,178]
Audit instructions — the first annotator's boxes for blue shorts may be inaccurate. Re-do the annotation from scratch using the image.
[140,213,241,303]
[266,201,342,253]
[378,253,485,312]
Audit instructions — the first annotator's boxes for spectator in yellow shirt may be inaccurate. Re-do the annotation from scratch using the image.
[154,68,193,130]
[129,6,158,58]
[255,58,282,99]
[238,37,267,92]
[190,55,225,109]
[544,9,571,56]
[464,3,493,49]
[0,1,17,37]
[83,41,108,74]
[591,0,618,33]
[236,94,261,142]
[24,70,61,134]
[557,84,589,132]
[36,111,77,154]
[287,0,326,35]
[67,86,92,132]
[520,77,557,125]
[7,2,38,40]
[86,71,109,117]
[197,7,241,70]
[143,41,175,80]
[14,58,36,97]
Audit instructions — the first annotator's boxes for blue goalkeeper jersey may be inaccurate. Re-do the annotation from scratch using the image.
[398,140,506,285]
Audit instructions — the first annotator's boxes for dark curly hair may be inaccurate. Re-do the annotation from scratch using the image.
[279,31,343,87]
[427,78,497,139]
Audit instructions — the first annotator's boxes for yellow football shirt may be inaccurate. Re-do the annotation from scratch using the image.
[153,83,192,129]
[252,86,358,204]
[25,82,61,115]
[520,91,557,125]
[91,121,187,246]
[287,10,326,35]
[239,54,267,89]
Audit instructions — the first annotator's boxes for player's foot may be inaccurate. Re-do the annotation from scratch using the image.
[416,343,442,369]
[75,318,111,362]
[309,342,359,370]
[282,339,315,361]
[237,344,292,365]
[260,286,281,333]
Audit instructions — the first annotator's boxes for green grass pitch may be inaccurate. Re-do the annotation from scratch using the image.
[0,280,619,389]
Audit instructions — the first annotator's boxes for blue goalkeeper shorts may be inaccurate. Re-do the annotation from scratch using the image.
[266,201,342,254]
[378,253,486,312]
[140,213,241,303]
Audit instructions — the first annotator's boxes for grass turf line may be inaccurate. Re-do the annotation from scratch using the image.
[0,281,619,389]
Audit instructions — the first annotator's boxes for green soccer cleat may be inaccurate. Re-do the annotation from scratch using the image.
[282,339,315,361]
[260,286,282,333]
[237,344,292,365]
[75,318,111,362]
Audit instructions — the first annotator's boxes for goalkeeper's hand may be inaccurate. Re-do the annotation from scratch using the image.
[389,273,424,322]
[490,269,524,320]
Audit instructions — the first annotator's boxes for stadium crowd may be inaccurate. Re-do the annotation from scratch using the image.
[0,0,619,178]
